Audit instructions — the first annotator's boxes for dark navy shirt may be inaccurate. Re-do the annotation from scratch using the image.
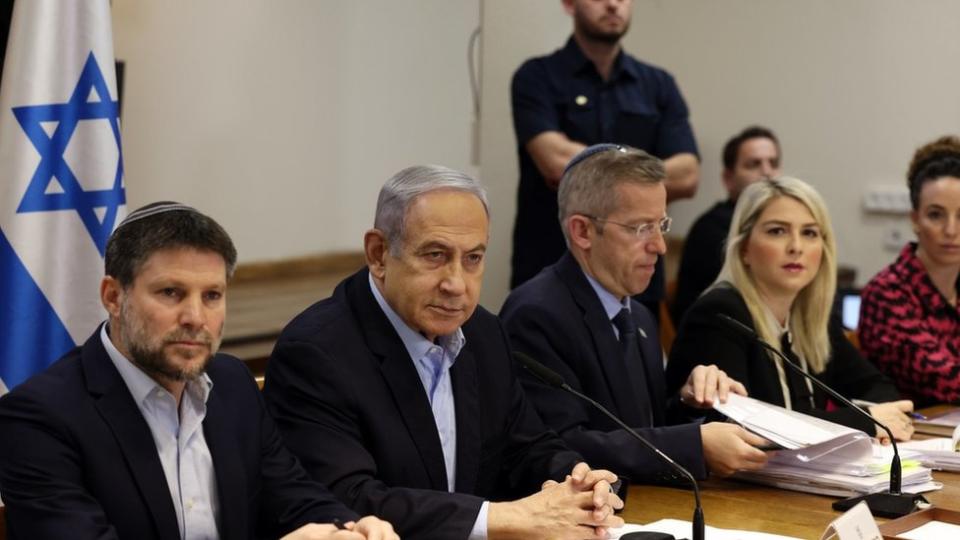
[671,199,735,325]
[510,37,699,305]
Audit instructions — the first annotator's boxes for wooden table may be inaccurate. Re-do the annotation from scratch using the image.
[621,407,960,538]
[621,471,960,538]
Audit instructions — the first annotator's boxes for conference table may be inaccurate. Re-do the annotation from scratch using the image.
[621,470,960,538]
[620,405,960,538]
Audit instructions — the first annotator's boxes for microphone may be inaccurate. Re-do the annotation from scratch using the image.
[514,351,704,540]
[716,313,927,518]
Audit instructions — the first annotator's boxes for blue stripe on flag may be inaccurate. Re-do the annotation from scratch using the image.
[0,229,76,389]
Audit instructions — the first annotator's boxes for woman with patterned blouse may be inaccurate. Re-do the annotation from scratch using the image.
[859,136,960,406]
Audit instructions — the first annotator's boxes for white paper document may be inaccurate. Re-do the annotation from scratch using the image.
[714,393,860,449]
[611,519,801,540]
[896,434,960,471]
[894,520,960,540]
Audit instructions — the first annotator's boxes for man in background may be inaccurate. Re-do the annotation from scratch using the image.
[671,126,781,324]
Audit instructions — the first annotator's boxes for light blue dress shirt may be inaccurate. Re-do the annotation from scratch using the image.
[101,324,221,540]
[368,274,489,539]
[583,271,632,338]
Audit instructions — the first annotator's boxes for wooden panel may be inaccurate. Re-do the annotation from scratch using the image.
[220,252,363,376]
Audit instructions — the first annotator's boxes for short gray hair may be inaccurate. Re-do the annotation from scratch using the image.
[557,145,665,244]
[374,164,489,254]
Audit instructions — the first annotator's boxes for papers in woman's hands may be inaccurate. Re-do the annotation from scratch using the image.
[712,394,939,496]
[713,393,860,449]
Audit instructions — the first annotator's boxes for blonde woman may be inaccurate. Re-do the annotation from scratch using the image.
[666,177,914,441]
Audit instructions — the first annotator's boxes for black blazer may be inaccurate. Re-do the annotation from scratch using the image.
[666,285,900,435]
[0,327,355,540]
[263,269,580,540]
[500,252,707,482]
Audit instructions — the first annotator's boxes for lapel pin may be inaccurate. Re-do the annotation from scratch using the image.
[575,95,588,106]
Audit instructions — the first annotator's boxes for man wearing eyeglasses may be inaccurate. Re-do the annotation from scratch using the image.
[501,145,769,483]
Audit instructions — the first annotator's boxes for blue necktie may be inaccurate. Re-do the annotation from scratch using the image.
[613,308,653,426]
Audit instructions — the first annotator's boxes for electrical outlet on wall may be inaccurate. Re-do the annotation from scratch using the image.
[863,187,912,214]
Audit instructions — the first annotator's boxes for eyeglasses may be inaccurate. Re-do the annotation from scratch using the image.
[584,214,672,239]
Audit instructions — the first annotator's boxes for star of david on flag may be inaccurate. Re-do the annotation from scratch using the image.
[0,0,126,393]
[13,52,125,256]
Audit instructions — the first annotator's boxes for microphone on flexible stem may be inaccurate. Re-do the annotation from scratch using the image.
[716,313,927,518]
[514,351,704,540]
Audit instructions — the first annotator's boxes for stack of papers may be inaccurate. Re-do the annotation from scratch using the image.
[733,461,938,498]
[714,394,940,497]
[897,436,960,471]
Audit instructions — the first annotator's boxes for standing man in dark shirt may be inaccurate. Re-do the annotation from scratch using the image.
[510,0,700,318]
[671,126,781,325]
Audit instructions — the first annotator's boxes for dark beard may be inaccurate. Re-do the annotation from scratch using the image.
[576,13,629,45]
[116,295,222,386]
[128,338,212,383]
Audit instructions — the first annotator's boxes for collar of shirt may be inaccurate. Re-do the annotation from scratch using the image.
[367,272,466,367]
[583,268,630,320]
[760,304,792,344]
[582,268,631,338]
[895,242,960,313]
[558,35,637,82]
[100,323,213,408]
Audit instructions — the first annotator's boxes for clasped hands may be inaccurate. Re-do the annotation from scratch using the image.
[490,462,623,539]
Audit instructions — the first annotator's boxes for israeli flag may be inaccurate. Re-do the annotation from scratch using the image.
[0,1,126,393]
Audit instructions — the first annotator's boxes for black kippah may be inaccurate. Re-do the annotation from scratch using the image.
[563,144,627,175]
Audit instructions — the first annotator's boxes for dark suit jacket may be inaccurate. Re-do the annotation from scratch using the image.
[671,200,734,325]
[263,269,581,540]
[667,285,901,435]
[0,327,356,540]
[500,252,707,483]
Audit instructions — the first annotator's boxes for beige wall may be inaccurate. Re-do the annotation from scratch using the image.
[479,0,960,310]
[111,1,960,312]
[112,0,480,262]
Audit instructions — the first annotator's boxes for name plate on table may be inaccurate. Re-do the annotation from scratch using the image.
[820,501,882,540]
